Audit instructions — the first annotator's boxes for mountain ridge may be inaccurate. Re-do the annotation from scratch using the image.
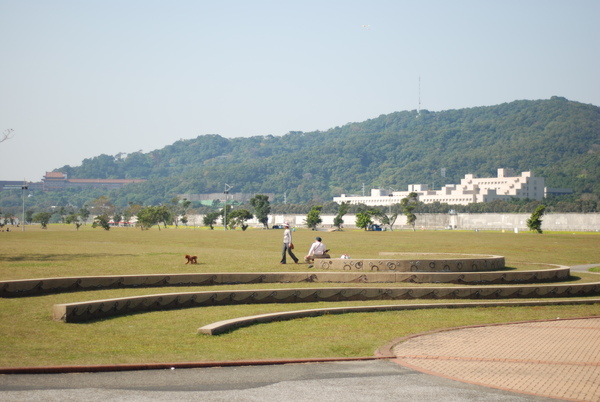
[49,96,599,206]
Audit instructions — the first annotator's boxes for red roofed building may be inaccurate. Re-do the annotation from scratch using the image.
[42,172,145,191]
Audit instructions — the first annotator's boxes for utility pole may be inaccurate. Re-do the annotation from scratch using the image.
[223,183,233,230]
[21,184,28,232]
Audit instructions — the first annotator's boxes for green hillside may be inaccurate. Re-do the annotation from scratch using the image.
[7,97,600,210]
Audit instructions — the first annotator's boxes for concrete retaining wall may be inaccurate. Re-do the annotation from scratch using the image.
[185,213,600,231]
[326,212,600,231]
[53,282,600,323]
[199,299,600,335]
[317,255,505,272]
[412,213,600,232]
[6,264,578,299]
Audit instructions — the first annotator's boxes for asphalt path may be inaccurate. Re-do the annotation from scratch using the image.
[0,360,554,401]
[570,263,600,272]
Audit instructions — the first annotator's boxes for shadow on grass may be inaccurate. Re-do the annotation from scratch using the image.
[497,266,518,271]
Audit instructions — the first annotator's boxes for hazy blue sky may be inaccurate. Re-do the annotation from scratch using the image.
[1,0,599,181]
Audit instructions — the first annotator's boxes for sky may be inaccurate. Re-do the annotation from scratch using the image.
[1,0,599,182]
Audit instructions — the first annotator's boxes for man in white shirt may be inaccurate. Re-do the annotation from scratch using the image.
[305,236,330,267]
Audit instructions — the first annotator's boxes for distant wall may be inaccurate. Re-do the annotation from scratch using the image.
[407,213,600,232]
[185,213,600,232]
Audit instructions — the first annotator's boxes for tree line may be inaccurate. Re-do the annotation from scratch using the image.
[0,192,457,234]
[1,190,597,232]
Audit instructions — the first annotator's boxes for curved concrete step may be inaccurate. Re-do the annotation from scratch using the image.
[0,266,570,298]
[53,282,600,323]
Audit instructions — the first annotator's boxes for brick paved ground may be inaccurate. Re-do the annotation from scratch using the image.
[392,317,600,401]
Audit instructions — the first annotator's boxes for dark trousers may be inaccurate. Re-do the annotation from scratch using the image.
[281,243,298,264]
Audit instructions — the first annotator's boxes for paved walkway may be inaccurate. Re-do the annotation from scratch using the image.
[391,317,600,401]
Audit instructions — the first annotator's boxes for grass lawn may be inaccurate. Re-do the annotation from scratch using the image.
[1,224,599,367]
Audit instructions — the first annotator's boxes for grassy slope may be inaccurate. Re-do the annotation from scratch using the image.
[0,225,599,367]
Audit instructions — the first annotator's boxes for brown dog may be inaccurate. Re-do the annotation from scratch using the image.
[184,254,198,264]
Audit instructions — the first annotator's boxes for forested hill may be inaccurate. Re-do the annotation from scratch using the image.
[56,96,599,205]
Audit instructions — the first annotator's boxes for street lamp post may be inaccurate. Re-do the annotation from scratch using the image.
[21,184,28,232]
[223,183,233,230]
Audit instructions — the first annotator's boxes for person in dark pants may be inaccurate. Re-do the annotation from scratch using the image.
[280,222,298,264]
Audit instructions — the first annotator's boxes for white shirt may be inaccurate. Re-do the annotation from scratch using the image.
[307,241,326,256]
[283,228,292,244]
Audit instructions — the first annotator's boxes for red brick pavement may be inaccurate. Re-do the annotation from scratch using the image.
[391,317,600,401]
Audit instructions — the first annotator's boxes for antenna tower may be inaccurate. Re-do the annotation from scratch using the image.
[418,76,421,115]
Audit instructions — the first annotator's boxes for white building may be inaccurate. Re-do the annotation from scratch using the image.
[333,169,545,206]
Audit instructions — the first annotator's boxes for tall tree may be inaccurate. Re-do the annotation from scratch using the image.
[386,203,401,231]
[123,203,142,226]
[179,198,192,226]
[401,192,418,231]
[228,209,253,231]
[369,208,389,229]
[333,202,350,230]
[33,212,52,229]
[92,214,111,230]
[79,207,90,225]
[250,194,271,229]
[58,207,67,224]
[305,205,323,230]
[112,212,122,226]
[355,211,373,230]
[168,197,181,228]
[65,213,81,230]
[91,196,115,219]
[136,206,165,230]
[155,205,173,228]
[203,211,220,230]
[526,205,546,234]
[25,210,34,224]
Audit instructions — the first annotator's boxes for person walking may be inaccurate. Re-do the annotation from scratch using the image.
[280,222,298,264]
